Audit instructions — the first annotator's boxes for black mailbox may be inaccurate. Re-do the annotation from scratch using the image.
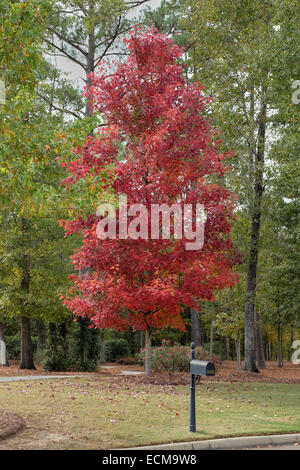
[189,343,216,433]
[190,360,215,377]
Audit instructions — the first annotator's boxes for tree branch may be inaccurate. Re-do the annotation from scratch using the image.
[37,91,83,119]
[47,27,88,55]
[44,38,87,71]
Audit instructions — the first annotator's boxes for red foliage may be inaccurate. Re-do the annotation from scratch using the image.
[61,29,238,333]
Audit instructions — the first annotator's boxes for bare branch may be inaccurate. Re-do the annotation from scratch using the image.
[37,91,83,119]
[44,38,87,71]
[93,16,123,70]
[47,27,88,55]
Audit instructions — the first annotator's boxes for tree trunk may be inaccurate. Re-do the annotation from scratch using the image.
[268,342,272,361]
[235,331,242,371]
[277,323,283,368]
[265,340,269,361]
[59,322,68,356]
[0,322,9,367]
[78,317,89,368]
[85,11,95,118]
[100,331,105,363]
[256,312,266,368]
[20,218,35,370]
[244,87,267,373]
[218,337,223,364]
[231,339,235,360]
[224,336,229,360]
[209,321,214,359]
[191,308,204,347]
[19,316,35,369]
[289,326,294,361]
[37,319,46,350]
[145,327,152,376]
[138,330,143,354]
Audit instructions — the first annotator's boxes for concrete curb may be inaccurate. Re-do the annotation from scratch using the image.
[124,434,300,450]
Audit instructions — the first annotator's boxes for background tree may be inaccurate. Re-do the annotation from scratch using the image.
[181,0,300,371]
[215,284,245,370]
[44,0,153,118]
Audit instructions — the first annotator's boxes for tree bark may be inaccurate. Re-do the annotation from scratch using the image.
[235,331,242,371]
[20,316,35,369]
[138,330,143,354]
[0,322,9,367]
[145,326,152,376]
[256,312,266,368]
[244,87,267,373]
[191,308,204,347]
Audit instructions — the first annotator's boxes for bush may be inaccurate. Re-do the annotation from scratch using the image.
[42,348,70,372]
[138,339,217,372]
[104,339,130,362]
[6,335,38,360]
[41,320,101,372]
[41,324,70,372]
[68,319,101,372]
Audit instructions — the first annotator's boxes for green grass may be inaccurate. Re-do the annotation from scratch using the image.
[0,376,300,449]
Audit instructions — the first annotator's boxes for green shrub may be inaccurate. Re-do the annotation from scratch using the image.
[6,335,38,360]
[42,348,70,372]
[68,319,100,372]
[41,321,101,372]
[104,339,130,362]
[138,339,216,372]
[41,324,70,372]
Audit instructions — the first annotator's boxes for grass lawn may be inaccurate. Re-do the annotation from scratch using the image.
[0,376,300,449]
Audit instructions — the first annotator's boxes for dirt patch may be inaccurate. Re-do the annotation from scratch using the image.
[0,412,25,440]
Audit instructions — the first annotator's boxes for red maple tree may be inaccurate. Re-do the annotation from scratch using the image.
[60,29,238,375]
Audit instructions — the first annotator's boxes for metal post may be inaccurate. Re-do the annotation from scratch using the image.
[189,342,196,432]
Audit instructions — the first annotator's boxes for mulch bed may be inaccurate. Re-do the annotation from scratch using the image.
[0,360,90,377]
[2,360,300,385]
[0,361,144,378]
[0,412,25,440]
[120,361,300,386]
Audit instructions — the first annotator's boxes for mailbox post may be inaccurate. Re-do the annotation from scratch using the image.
[189,342,215,433]
[189,342,196,432]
